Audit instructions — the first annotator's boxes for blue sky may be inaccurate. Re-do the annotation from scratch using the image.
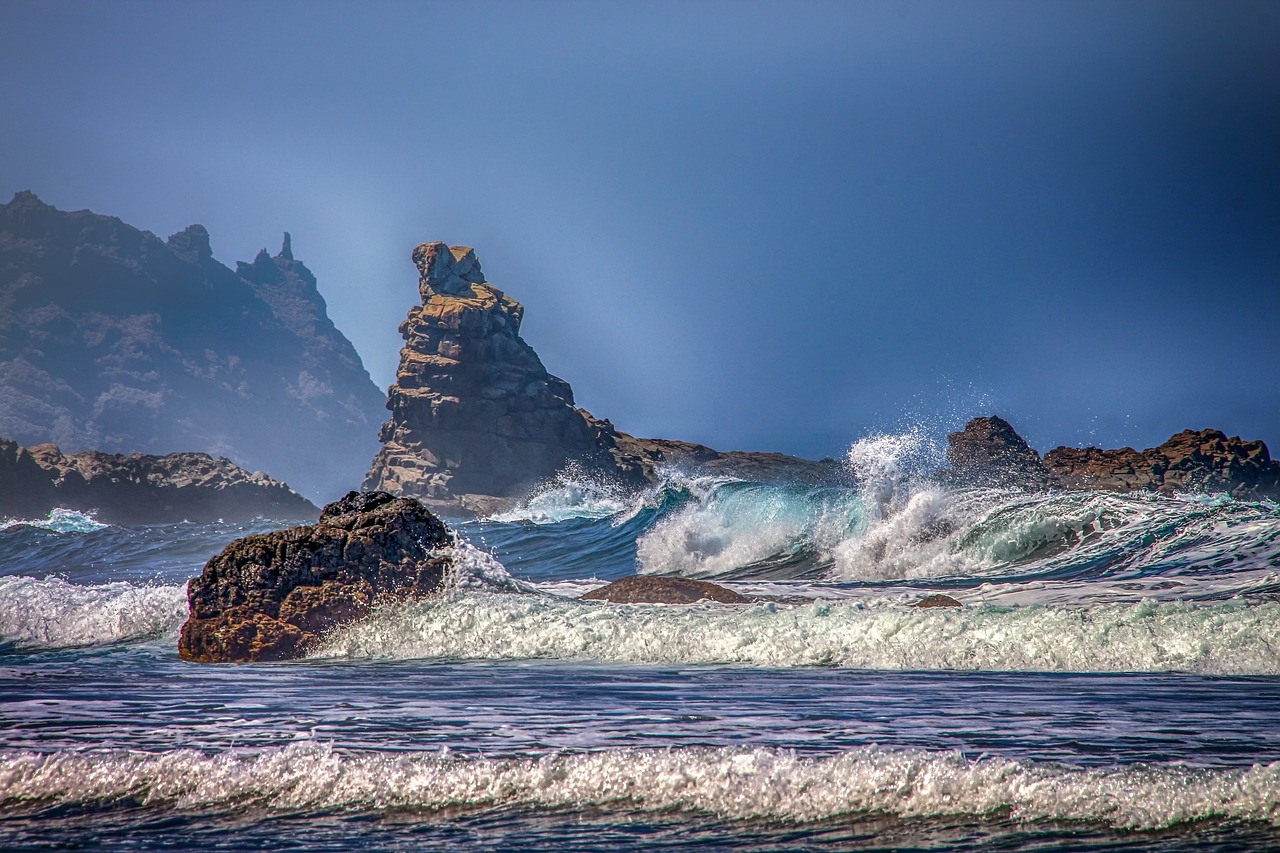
[2,0,1277,458]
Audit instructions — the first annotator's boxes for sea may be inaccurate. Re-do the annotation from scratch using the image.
[3,431,1280,851]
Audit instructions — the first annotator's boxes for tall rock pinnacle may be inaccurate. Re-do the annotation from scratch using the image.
[362,242,607,507]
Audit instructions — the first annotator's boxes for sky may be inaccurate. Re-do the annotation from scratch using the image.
[2,0,1277,460]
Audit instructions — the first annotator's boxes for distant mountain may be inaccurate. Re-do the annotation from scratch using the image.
[0,191,385,501]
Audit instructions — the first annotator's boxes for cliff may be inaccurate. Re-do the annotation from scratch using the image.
[947,417,1280,499]
[0,191,386,501]
[0,436,316,525]
[364,242,837,512]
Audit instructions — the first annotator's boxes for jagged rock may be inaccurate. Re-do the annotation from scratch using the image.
[0,436,315,524]
[363,242,622,509]
[0,191,386,501]
[912,594,962,608]
[946,416,1050,488]
[1044,429,1280,499]
[364,242,843,513]
[178,491,453,663]
[581,576,750,604]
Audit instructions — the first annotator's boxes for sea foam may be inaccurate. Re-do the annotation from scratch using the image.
[313,590,1280,675]
[0,576,188,649]
[3,742,1278,829]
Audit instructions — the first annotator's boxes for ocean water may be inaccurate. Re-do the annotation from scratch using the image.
[3,433,1280,850]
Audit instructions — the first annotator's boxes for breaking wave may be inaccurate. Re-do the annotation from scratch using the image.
[0,576,188,650]
[3,742,1279,829]
[0,507,108,535]
[313,591,1280,675]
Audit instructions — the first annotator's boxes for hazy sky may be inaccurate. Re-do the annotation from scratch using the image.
[3,1,1277,459]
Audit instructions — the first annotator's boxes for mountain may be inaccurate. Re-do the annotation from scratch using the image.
[0,191,385,501]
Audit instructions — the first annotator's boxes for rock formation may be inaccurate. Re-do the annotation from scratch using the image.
[178,491,453,662]
[945,416,1049,488]
[946,417,1280,499]
[1043,429,1280,500]
[0,436,316,525]
[581,576,750,604]
[364,242,841,513]
[0,191,386,501]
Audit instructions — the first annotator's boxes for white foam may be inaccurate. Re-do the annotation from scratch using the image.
[0,507,109,534]
[0,576,188,649]
[2,742,1278,829]
[313,590,1280,675]
[488,464,633,524]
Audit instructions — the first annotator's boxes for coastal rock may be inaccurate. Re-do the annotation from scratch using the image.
[581,576,750,604]
[0,436,315,524]
[1043,429,1280,499]
[364,242,843,513]
[912,594,962,608]
[178,491,453,663]
[0,191,386,501]
[362,242,612,511]
[946,416,1049,488]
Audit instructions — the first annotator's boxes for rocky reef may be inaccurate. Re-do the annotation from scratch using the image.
[947,416,1280,499]
[178,491,452,663]
[364,242,840,513]
[0,436,315,525]
[0,192,386,501]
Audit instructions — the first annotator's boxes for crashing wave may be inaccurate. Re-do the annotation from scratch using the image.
[0,576,188,649]
[0,508,109,535]
[3,742,1278,829]
[312,590,1280,675]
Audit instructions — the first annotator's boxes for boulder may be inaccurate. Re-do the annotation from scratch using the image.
[912,594,962,608]
[0,436,316,524]
[178,491,453,663]
[946,416,1049,488]
[581,576,750,604]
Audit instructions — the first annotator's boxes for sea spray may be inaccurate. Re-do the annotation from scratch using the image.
[0,576,188,649]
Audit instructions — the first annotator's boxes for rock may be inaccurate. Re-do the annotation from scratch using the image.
[912,594,962,608]
[0,191,386,501]
[0,436,316,524]
[364,242,844,512]
[1043,428,1280,499]
[178,491,453,662]
[363,242,612,510]
[581,576,750,604]
[946,416,1050,488]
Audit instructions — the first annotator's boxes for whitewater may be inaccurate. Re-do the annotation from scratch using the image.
[3,431,1280,850]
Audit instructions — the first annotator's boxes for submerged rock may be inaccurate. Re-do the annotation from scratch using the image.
[581,576,750,605]
[178,491,453,663]
[912,594,963,608]
[0,436,315,524]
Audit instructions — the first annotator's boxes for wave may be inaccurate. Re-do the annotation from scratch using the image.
[0,576,188,650]
[312,590,1280,675]
[0,507,108,535]
[3,742,1278,829]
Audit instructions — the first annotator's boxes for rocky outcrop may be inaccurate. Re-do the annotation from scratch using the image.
[912,594,962,608]
[363,242,612,511]
[364,242,842,513]
[946,416,1049,488]
[178,491,453,662]
[581,576,750,604]
[0,192,386,501]
[0,436,315,525]
[1043,429,1280,499]
[946,416,1280,499]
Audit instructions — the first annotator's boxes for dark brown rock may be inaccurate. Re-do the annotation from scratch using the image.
[912,594,962,608]
[0,436,316,524]
[946,416,1050,488]
[178,491,453,662]
[581,576,750,604]
[1043,428,1280,499]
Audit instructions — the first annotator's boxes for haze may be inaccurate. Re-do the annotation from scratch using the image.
[2,0,1276,459]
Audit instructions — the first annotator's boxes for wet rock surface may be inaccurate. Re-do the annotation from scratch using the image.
[912,594,963,608]
[581,576,751,605]
[0,436,315,524]
[178,491,453,663]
